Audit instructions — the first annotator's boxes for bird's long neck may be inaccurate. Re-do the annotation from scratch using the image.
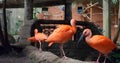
[71,24,76,34]
[34,29,38,35]
[70,19,76,34]
[34,32,38,35]
[85,31,92,42]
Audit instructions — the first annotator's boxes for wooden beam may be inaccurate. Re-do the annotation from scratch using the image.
[34,1,65,8]
[64,2,72,21]
[2,0,12,52]
[82,2,98,13]
[103,0,111,38]
[0,0,72,8]
[33,19,102,35]
[24,0,33,20]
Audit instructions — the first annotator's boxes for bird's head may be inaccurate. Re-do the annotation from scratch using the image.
[83,29,92,37]
[70,19,76,27]
[77,28,92,44]
[34,29,38,34]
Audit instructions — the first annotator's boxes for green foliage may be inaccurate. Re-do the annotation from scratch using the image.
[112,53,120,58]
[112,0,119,4]
[15,20,22,34]
[10,19,23,35]
[33,8,39,19]
[109,51,120,63]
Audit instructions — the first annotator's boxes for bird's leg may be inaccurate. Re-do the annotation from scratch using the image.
[94,53,102,63]
[60,44,67,59]
[104,55,114,63]
[35,42,37,47]
[103,56,107,63]
[38,41,42,52]
[59,45,63,57]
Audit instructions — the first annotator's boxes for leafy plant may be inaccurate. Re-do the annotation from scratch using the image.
[33,8,39,19]
[109,50,120,63]
[112,0,119,4]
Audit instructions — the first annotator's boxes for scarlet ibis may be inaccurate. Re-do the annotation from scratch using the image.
[45,19,76,59]
[27,36,38,46]
[77,28,117,63]
[27,29,47,52]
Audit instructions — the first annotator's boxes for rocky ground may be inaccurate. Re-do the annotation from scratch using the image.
[0,52,32,63]
[0,44,31,63]
[0,45,91,63]
[0,56,31,63]
[0,44,119,63]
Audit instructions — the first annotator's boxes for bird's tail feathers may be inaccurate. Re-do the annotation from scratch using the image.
[27,37,36,42]
[27,38,30,41]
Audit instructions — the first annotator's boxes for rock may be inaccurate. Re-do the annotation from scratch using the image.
[23,46,93,63]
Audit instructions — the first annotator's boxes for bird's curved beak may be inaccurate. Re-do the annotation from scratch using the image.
[77,33,85,44]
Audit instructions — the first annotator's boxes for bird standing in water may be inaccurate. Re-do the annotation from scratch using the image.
[45,19,76,59]
[28,29,47,52]
[77,28,117,63]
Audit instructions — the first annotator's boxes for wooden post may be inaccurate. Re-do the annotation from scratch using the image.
[113,0,120,43]
[19,0,33,45]
[2,0,12,52]
[64,2,72,22]
[103,0,111,38]
[90,1,93,22]
[24,0,33,20]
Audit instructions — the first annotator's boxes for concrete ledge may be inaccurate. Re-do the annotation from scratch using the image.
[23,46,93,63]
